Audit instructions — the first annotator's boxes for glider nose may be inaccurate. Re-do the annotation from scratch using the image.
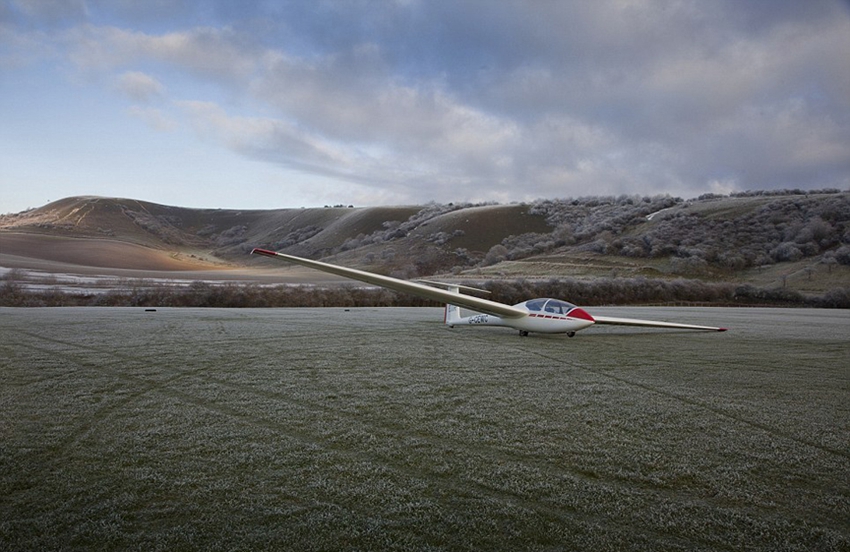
[568,307,595,323]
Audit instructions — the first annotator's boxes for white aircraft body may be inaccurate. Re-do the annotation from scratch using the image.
[251,248,727,336]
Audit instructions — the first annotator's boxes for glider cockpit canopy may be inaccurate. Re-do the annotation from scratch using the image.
[518,298,578,315]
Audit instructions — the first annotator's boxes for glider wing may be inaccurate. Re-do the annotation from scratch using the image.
[592,315,727,332]
[251,249,528,319]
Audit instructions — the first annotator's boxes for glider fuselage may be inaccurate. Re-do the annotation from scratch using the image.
[446,299,595,334]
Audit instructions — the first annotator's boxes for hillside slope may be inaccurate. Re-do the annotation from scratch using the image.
[0,197,547,274]
[2,192,848,295]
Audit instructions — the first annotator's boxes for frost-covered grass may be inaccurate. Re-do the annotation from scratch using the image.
[1,307,848,551]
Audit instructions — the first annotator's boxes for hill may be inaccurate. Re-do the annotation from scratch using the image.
[0,196,548,275]
[2,192,849,298]
[466,192,850,295]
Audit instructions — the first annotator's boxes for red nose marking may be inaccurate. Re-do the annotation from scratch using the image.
[568,307,594,322]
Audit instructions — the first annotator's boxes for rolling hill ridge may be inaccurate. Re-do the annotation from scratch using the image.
[2,192,849,297]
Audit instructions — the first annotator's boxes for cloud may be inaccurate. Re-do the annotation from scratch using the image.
[8,0,88,24]
[177,101,357,173]
[127,105,176,132]
[4,0,850,207]
[98,1,850,201]
[65,24,260,82]
[114,71,164,102]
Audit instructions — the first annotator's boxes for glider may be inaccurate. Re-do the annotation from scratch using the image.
[251,248,727,336]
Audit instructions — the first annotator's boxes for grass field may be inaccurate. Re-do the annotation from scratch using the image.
[1,306,848,551]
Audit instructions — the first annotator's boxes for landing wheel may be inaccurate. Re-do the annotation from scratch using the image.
[567,332,576,338]
[519,330,529,337]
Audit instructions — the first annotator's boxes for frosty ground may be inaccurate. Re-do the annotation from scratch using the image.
[1,306,847,551]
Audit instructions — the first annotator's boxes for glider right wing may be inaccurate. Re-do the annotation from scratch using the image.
[591,315,727,332]
[251,249,527,319]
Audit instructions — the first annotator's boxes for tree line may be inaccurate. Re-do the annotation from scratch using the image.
[2,277,847,309]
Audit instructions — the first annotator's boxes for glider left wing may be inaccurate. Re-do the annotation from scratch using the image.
[251,249,527,319]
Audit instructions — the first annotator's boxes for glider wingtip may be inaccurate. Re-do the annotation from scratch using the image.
[717,328,728,332]
[251,248,277,257]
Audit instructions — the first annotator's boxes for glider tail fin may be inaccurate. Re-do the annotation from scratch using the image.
[415,280,488,327]
[445,301,463,327]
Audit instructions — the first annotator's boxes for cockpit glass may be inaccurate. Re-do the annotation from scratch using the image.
[545,299,576,314]
[523,299,547,312]
[521,298,577,314]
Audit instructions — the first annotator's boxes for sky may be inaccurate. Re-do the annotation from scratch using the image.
[1,0,849,213]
